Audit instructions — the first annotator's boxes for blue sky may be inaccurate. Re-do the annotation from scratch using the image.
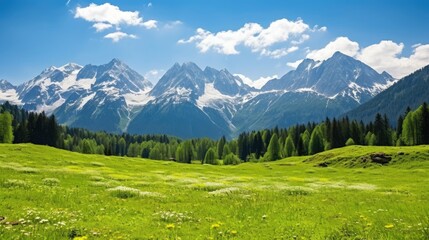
[1,0,428,85]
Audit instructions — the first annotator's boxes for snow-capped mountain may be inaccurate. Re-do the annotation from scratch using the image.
[0,52,401,139]
[262,51,395,104]
[231,52,396,132]
[53,59,152,132]
[127,62,249,139]
[17,63,84,113]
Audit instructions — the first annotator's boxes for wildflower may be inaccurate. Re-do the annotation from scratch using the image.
[230,230,237,235]
[211,223,220,229]
[166,223,175,230]
[39,219,49,224]
[385,224,394,229]
[262,214,267,220]
[73,237,88,240]
[366,223,372,227]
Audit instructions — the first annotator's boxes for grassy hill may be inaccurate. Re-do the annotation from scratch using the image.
[1,144,429,239]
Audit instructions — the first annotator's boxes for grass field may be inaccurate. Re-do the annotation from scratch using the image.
[1,144,429,239]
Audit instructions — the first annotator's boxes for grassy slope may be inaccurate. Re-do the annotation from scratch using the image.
[0,144,429,239]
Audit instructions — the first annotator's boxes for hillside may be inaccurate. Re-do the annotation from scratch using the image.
[1,144,429,239]
[345,65,429,125]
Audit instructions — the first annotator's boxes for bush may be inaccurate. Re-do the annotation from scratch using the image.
[108,186,141,198]
[345,138,356,146]
[42,178,60,186]
[223,153,241,165]
[1,179,29,188]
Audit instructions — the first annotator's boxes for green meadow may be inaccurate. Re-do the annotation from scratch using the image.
[1,144,429,239]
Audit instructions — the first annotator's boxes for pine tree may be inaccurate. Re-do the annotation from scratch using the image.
[300,130,311,156]
[421,102,429,144]
[263,133,281,161]
[175,145,184,162]
[1,112,13,142]
[0,112,14,143]
[284,135,295,157]
[13,121,29,143]
[309,125,324,155]
[118,137,126,156]
[237,133,249,161]
[217,136,226,159]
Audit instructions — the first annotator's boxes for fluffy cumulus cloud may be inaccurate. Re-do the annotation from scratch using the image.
[179,18,325,58]
[104,31,137,42]
[288,36,429,79]
[306,37,359,61]
[357,41,429,78]
[75,3,157,41]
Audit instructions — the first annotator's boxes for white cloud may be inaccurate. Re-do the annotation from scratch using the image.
[104,31,137,42]
[286,59,304,68]
[164,20,183,29]
[75,3,144,26]
[142,20,157,29]
[306,37,360,61]
[179,18,320,58]
[148,2,152,7]
[245,18,309,51]
[234,74,278,89]
[145,69,165,84]
[75,3,157,41]
[260,46,299,59]
[318,26,327,32]
[93,22,113,32]
[357,41,429,78]
[290,36,429,78]
[291,34,309,45]
[66,0,71,6]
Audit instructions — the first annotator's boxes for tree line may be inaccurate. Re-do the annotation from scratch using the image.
[1,101,429,164]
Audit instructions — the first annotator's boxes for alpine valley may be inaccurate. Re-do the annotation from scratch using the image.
[0,52,402,139]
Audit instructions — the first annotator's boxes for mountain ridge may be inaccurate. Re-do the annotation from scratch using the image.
[0,53,403,139]
[344,65,429,126]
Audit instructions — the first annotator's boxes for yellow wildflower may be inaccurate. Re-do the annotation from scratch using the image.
[211,223,220,229]
[385,224,394,229]
[166,223,175,230]
[230,230,237,235]
[73,237,88,240]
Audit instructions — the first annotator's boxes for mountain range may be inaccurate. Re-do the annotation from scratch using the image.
[2,51,422,139]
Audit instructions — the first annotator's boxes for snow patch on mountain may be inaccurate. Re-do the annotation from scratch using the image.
[123,89,153,106]
[74,77,96,90]
[0,89,21,105]
[36,96,65,115]
[77,92,96,110]
[197,83,234,108]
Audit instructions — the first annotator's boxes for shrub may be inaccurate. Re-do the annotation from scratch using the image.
[1,179,29,188]
[345,138,356,146]
[42,178,60,186]
[108,186,141,198]
[223,153,241,165]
